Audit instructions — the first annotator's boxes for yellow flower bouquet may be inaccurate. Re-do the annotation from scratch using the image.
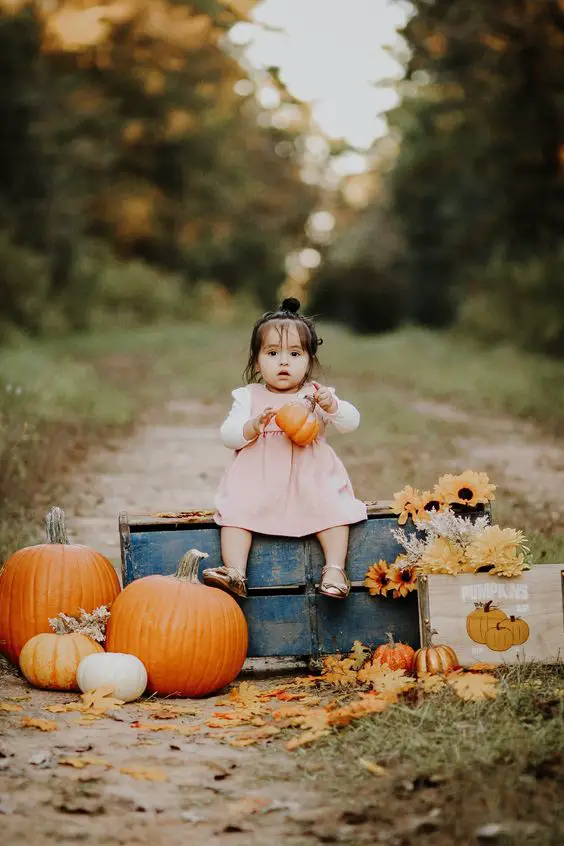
[364,471,530,598]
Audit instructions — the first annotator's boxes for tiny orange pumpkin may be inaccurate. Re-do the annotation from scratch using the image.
[372,632,415,672]
[413,631,458,676]
[275,397,320,447]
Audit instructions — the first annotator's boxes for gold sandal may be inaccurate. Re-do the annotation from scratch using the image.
[202,566,247,598]
[318,565,351,599]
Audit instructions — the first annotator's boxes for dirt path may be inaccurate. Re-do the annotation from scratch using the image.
[2,388,564,845]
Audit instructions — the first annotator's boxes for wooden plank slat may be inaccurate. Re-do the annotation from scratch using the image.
[316,592,420,654]
[126,500,397,527]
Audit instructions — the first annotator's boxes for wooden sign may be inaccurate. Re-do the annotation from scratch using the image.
[417,564,564,665]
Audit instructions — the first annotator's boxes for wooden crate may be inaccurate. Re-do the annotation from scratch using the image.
[119,502,420,661]
[417,565,564,664]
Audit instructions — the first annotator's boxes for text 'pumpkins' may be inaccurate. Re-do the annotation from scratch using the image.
[106,549,248,697]
[0,507,120,665]
[275,397,320,446]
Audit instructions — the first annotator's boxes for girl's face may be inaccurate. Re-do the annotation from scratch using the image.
[257,323,310,392]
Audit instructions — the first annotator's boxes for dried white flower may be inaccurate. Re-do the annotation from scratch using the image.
[391,507,491,566]
[48,605,111,642]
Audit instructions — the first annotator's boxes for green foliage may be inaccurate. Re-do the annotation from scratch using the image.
[458,247,564,355]
[316,0,564,351]
[0,2,318,338]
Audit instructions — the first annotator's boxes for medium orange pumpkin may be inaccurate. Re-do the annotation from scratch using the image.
[372,632,415,672]
[466,601,508,645]
[105,549,248,697]
[19,632,103,691]
[413,632,458,676]
[0,507,120,665]
[275,397,320,446]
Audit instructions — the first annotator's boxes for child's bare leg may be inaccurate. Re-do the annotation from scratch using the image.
[316,525,350,599]
[202,527,251,598]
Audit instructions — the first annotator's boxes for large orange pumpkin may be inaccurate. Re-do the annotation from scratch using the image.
[105,549,248,697]
[466,601,507,645]
[372,632,415,672]
[0,507,120,665]
[19,632,103,691]
[275,397,320,446]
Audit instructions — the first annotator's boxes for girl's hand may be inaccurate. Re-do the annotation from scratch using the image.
[314,386,338,414]
[245,407,276,440]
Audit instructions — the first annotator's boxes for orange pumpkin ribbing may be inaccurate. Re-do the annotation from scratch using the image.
[19,632,103,690]
[106,560,248,697]
[0,542,120,665]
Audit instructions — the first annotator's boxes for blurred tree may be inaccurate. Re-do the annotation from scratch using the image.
[0,0,318,333]
[391,0,564,348]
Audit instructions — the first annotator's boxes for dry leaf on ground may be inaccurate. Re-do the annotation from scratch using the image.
[286,728,330,750]
[131,721,201,736]
[319,655,358,686]
[80,687,125,713]
[272,706,329,732]
[327,695,390,726]
[21,717,58,732]
[359,758,388,776]
[349,640,372,670]
[417,673,448,694]
[0,702,23,712]
[468,662,498,672]
[447,672,498,701]
[43,704,74,713]
[227,726,281,747]
[357,663,416,697]
[59,757,112,769]
[120,765,168,781]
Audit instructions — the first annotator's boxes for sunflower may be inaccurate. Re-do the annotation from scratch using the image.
[387,562,418,598]
[416,487,447,522]
[391,485,421,525]
[436,470,496,508]
[466,525,528,576]
[364,560,393,596]
[417,536,466,575]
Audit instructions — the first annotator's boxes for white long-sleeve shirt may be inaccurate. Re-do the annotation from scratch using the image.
[220,385,360,451]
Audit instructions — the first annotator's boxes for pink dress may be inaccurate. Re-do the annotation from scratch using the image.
[214,383,367,537]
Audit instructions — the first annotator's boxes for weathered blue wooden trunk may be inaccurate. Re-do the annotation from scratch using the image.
[119,504,420,661]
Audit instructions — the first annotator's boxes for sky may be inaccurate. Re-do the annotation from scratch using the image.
[228,0,411,150]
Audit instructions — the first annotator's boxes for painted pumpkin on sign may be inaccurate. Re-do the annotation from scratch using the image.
[466,601,508,645]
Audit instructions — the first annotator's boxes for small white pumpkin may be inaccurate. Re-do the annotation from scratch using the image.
[76,652,147,702]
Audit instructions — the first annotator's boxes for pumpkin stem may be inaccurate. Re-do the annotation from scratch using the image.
[45,507,69,545]
[385,631,396,648]
[174,549,209,582]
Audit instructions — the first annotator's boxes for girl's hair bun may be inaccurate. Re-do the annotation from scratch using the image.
[281,297,300,314]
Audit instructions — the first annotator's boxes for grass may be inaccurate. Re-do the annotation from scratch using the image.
[297,663,564,845]
[318,664,564,780]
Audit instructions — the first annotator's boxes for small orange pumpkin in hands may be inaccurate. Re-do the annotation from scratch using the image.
[276,396,320,446]
[372,631,415,672]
